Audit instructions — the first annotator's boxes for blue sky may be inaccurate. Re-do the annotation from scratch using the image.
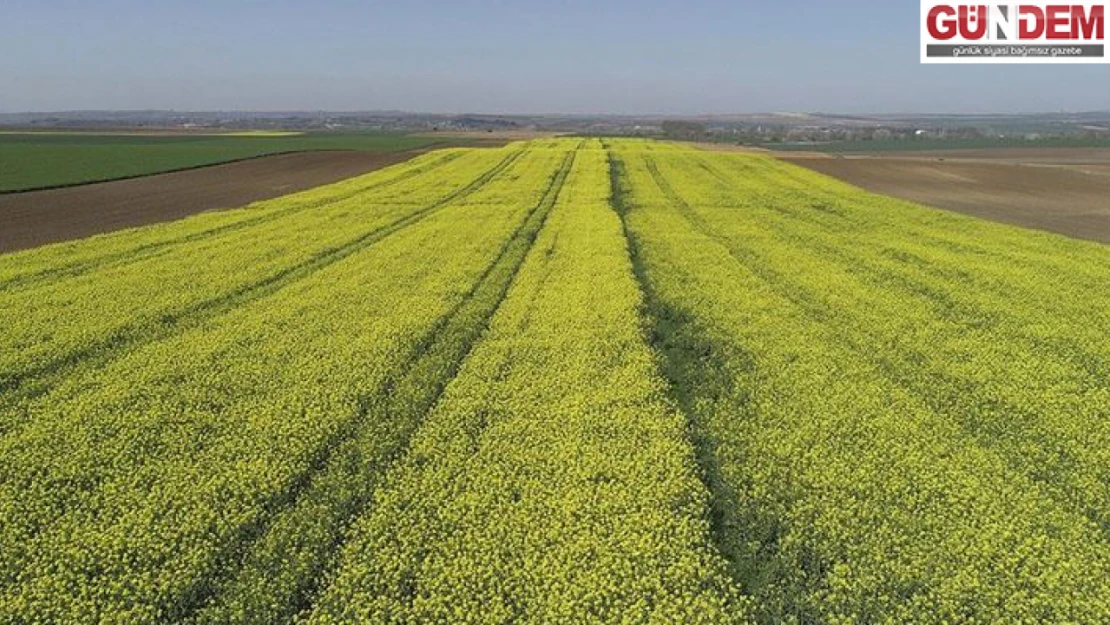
[1,0,1107,114]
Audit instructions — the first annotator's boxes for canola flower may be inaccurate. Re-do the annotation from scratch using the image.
[608,138,1110,623]
[305,143,748,625]
[2,137,1109,623]
[0,144,566,622]
[0,148,510,401]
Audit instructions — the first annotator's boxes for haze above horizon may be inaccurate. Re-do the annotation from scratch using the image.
[2,0,1107,115]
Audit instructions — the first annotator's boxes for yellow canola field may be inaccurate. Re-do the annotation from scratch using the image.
[2,138,1109,623]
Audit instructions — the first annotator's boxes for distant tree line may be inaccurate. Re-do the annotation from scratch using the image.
[660,120,708,140]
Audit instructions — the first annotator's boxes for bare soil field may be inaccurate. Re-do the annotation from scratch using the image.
[780,148,1110,244]
[0,150,423,254]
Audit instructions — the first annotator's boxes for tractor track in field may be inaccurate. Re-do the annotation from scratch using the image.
[689,153,1110,404]
[171,150,578,625]
[641,152,1110,540]
[0,148,539,604]
[0,148,550,607]
[705,153,1105,281]
[0,150,441,254]
[606,148,772,608]
[0,141,515,256]
[778,151,1110,245]
[0,149,526,427]
[696,154,1110,385]
[0,151,465,291]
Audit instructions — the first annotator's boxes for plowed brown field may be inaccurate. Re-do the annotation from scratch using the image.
[781,148,1110,244]
[0,150,424,254]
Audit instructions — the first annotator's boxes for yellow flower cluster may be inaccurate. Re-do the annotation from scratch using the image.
[608,137,1110,623]
[3,136,1109,623]
[0,143,573,622]
[305,142,748,625]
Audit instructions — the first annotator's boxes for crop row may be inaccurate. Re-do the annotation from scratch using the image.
[656,150,1110,534]
[0,148,520,405]
[304,143,748,624]
[608,138,1110,623]
[4,137,1110,623]
[0,149,464,289]
[185,146,581,625]
[0,144,570,622]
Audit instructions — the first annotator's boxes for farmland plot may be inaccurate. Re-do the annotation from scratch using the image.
[1,138,1109,623]
[608,139,1110,623]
